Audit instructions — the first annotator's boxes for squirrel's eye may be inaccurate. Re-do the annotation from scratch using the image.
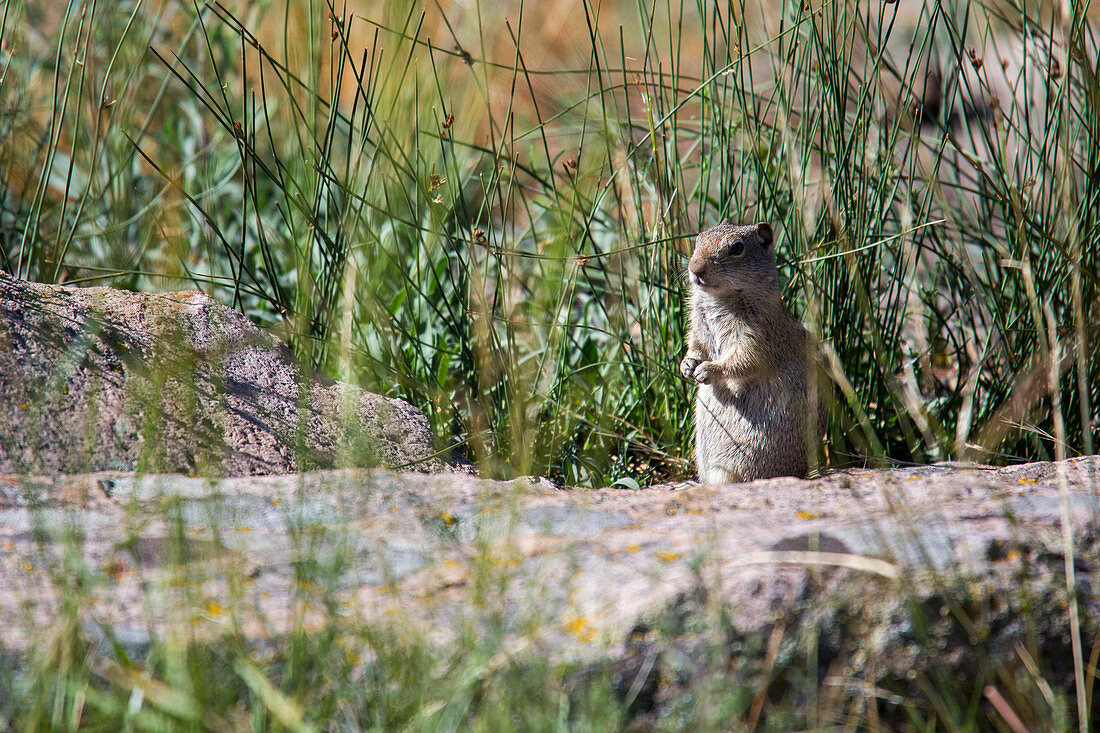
[727,240,744,257]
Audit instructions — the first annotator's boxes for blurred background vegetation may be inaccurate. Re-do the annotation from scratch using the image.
[2,0,1098,486]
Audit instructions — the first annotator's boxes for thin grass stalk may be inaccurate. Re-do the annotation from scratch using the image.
[1046,302,1089,731]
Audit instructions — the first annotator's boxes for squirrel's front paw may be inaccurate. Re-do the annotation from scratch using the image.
[692,361,721,384]
[680,357,701,380]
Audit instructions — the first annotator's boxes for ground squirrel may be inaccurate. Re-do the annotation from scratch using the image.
[680,221,817,482]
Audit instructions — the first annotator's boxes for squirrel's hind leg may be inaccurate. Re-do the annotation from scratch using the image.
[696,464,743,485]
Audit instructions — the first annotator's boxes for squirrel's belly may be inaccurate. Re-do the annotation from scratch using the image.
[695,385,772,451]
[694,381,807,481]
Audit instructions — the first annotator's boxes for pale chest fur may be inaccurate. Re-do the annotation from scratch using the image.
[691,291,765,381]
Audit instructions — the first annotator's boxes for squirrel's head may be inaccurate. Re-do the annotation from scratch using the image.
[687,221,777,297]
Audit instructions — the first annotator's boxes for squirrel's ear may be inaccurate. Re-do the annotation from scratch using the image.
[756,222,774,245]
[720,218,730,225]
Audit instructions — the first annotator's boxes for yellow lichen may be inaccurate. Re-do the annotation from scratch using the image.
[564,617,596,642]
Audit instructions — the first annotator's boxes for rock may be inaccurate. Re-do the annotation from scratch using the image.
[0,458,1097,726]
[0,277,452,475]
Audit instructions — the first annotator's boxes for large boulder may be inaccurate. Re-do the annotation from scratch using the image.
[0,459,1097,727]
[0,276,450,475]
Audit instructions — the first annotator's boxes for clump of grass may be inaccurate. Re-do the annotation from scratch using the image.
[9,0,1099,487]
[1,1,1097,487]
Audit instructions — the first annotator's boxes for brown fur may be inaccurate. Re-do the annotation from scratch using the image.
[680,221,816,482]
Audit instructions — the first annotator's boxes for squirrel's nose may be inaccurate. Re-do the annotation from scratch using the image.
[689,260,705,277]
